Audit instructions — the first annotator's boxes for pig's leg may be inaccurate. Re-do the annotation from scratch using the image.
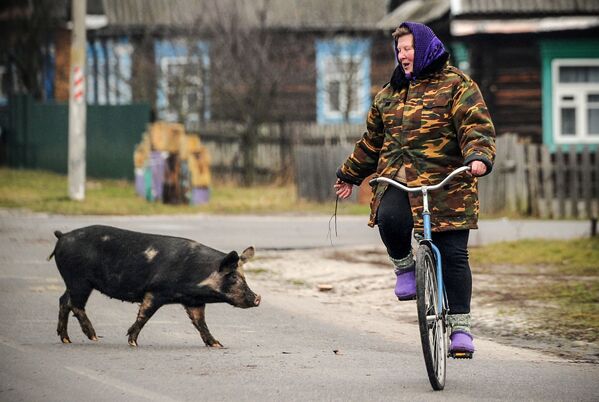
[127,293,162,347]
[184,305,223,348]
[57,291,72,343]
[69,286,98,341]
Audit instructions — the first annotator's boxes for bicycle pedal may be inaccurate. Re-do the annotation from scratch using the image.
[449,351,473,359]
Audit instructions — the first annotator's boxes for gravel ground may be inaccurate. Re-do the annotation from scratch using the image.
[245,245,599,364]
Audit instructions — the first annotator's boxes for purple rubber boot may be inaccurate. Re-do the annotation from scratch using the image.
[394,269,416,300]
[450,330,475,357]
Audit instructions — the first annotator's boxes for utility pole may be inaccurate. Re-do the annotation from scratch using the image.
[68,0,87,200]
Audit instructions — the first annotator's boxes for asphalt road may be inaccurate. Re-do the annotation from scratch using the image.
[1,211,597,401]
[0,209,591,251]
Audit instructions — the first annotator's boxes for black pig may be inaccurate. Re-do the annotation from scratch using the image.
[48,225,261,347]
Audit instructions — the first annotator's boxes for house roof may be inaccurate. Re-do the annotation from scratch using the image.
[451,0,599,35]
[375,0,599,29]
[101,0,389,31]
[377,0,450,28]
[376,0,599,36]
[454,0,599,16]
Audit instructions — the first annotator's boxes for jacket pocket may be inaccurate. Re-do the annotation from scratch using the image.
[421,92,452,131]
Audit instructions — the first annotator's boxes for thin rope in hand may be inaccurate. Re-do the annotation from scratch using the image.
[327,195,339,246]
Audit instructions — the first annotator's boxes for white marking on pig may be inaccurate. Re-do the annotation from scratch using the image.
[143,247,159,262]
[101,235,111,241]
[197,271,222,290]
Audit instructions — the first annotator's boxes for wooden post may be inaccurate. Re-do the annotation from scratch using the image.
[526,144,540,216]
[595,147,599,218]
[540,146,554,218]
[569,146,579,218]
[581,145,592,218]
[68,0,87,201]
[504,134,519,213]
[514,136,528,214]
[555,147,567,218]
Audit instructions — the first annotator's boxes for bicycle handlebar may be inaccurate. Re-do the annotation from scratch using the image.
[368,166,471,193]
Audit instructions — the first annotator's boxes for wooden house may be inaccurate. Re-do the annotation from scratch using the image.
[42,0,402,130]
[7,0,597,148]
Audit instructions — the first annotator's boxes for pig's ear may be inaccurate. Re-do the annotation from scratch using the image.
[219,251,239,273]
[239,246,255,264]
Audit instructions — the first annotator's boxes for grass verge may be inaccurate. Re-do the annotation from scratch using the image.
[0,168,370,216]
[470,238,599,343]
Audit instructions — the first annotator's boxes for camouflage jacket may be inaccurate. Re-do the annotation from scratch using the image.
[337,61,496,232]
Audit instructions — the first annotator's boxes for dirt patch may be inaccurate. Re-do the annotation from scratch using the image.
[247,245,599,363]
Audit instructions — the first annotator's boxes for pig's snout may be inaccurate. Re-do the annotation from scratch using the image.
[236,292,261,308]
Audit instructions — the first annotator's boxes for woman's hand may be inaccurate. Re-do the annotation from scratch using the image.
[334,179,353,199]
[469,160,487,177]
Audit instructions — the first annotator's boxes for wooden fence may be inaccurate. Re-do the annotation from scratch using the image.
[194,122,363,182]
[294,145,355,203]
[195,122,598,218]
[479,133,599,219]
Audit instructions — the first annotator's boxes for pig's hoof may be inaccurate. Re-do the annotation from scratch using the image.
[128,340,138,347]
[209,341,223,348]
[91,336,99,341]
[61,337,72,344]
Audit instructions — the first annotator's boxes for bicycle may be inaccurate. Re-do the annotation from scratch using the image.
[370,165,472,391]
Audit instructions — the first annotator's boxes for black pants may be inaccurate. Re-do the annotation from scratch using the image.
[376,186,472,314]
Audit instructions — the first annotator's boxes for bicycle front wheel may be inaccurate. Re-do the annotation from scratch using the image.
[416,244,447,391]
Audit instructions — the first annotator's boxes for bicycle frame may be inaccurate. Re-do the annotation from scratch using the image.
[370,166,471,313]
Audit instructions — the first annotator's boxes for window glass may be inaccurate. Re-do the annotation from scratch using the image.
[323,56,362,115]
[588,109,599,135]
[327,80,340,112]
[559,66,599,83]
[587,93,599,135]
[162,57,205,125]
[154,40,210,128]
[560,108,576,135]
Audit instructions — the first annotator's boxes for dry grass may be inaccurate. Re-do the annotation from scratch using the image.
[471,239,599,343]
[0,168,369,216]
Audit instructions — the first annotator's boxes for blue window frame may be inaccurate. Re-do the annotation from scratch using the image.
[316,38,371,124]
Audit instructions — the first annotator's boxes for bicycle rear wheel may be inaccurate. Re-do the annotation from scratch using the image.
[416,244,447,391]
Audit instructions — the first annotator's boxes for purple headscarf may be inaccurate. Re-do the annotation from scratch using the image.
[395,21,446,79]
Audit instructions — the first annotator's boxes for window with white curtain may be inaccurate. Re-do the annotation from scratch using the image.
[553,59,599,143]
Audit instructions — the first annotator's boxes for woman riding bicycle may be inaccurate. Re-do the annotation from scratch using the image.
[334,22,496,355]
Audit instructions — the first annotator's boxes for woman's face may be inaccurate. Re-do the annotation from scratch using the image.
[396,34,415,74]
